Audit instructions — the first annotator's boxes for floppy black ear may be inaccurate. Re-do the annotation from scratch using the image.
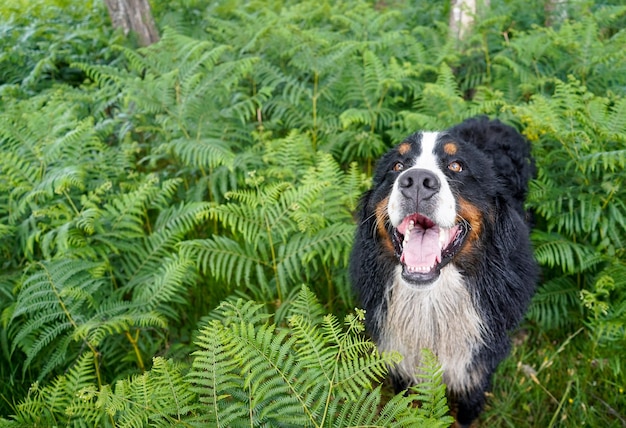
[449,116,535,215]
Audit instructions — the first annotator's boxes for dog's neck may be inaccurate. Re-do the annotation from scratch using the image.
[376,265,486,392]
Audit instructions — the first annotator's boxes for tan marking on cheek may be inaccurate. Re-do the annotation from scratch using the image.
[398,142,411,155]
[375,196,394,254]
[458,198,483,248]
[444,142,458,155]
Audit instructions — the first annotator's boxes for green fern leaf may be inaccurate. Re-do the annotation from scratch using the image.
[9,260,106,378]
[532,230,599,274]
[527,277,581,330]
[409,349,454,424]
[181,236,270,292]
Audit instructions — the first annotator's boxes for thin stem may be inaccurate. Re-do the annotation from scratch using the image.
[255,182,282,303]
[547,380,572,428]
[324,263,334,313]
[63,190,80,216]
[265,212,282,303]
[93,349,103,391]
[125,329,146,372]
[311,71,319,151]
[483,30,492,84]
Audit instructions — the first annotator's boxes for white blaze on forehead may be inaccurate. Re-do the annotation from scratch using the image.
[387,132,457,228]
[413,132,441,170]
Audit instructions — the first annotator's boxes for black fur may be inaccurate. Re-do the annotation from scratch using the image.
[350,117,538,426]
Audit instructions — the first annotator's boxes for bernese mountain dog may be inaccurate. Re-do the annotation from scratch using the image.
[350,117,539,427]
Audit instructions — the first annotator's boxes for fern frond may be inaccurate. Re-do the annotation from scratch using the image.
[132,256,194,314]
[151,201,211,235]
[188,289,451,427]
[288,313,336,382]
[10,260,106,378]
[115,200,207,292]
[580,149,626,175]
[84,357,195,427]
[209,298,270,326]
[409,349,454,424]
[210,191,289,247]
[75,303,167,347]
[287,284,327,326]
[196,311,312,426]
[234,322,313,425]
[531,230,599,275]
[99,175,161,238]
[299,152,364,225]
[329,385,385,427]
[181,236,270,292]
[188,327,246,426]
[6,353,101,426]
[410,63,469,129]
[260,130,317,181]
[527,277,581,330]
[277,223,354,283]
[161,137,236,170]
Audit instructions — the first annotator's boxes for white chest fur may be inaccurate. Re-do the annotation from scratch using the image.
[377,266,485,392]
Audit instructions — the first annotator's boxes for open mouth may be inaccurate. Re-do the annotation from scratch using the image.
[392,213,469,285]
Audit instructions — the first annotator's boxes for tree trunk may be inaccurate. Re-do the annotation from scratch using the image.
[544,0,568,27]
[103,0,159,47]
[449,0,490,41]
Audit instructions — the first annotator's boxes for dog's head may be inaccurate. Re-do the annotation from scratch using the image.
[362,117,533,288]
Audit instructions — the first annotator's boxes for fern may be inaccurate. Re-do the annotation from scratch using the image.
[99,357,195,427]
[181,136,366,304]
[489,6,626,101]
[526,277,582,330]
[1,88,211,387]
[9,260,106,379]
[188,286,453,427]
[509,76,626,336]
[3,353,102,427]
[4,353,195,427]
[0,0,125,92]
[523,80,625,211]
[2,288,452,427]
[531,230,600,275]
[3,0,626,423]
[410,349,454,424]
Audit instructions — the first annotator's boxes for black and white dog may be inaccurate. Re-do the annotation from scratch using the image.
[350,117,538,426]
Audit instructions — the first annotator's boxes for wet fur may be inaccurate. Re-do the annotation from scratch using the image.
[350,117,539,426]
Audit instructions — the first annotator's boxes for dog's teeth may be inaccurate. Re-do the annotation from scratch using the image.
[439,229,448,248]
[407,264,435,273]
[404,220,414,245]
[403,220,414,244]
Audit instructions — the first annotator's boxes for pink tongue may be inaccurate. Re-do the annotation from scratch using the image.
[402,227,440,268]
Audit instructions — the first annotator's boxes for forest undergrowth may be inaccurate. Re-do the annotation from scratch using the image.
[1,0,625,426]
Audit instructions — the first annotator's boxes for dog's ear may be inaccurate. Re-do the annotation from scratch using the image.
[449,116,535,214]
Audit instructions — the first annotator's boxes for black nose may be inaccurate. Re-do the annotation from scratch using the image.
[399,168,440,202]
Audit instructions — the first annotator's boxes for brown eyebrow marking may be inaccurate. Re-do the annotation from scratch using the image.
[444,142,458,155]
[398,142,411,155]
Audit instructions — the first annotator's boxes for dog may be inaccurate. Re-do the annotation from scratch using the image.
[350,117,538,426]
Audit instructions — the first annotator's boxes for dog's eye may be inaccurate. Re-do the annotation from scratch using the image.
[392,162,404,172]
[448,161,463,172]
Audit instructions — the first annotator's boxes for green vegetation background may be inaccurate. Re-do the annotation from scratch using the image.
[1,0,625,426]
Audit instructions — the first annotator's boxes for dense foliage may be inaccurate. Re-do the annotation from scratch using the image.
[1,0,625,426]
